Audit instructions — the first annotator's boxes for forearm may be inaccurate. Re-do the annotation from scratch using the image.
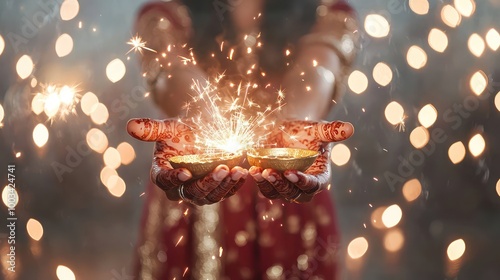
[279,1,359,121]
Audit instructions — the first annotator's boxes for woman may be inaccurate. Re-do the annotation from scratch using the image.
[128,0,358,279]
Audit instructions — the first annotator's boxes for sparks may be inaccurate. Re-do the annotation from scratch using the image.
[126,35,157,55]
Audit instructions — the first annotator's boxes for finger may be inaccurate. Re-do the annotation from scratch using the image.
[313,121,354,142]
[152,167,192,192]
[261,169,302,200]
[127,118,193,142]
[249,166,280,199]
[183,165,229,201]
[205,167,247,203]
[284,170,322,193]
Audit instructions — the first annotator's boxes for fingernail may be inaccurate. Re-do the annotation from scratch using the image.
[262,170,276,183]
[231,170,244,181]
[285,172,299,183]
[178,169,192,181]
[214,168,229,181]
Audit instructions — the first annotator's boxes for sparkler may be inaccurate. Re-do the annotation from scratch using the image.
[126,35,156,55]
[34,84,80,121]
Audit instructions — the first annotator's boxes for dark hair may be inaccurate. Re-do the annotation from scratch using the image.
[182,0,319,78]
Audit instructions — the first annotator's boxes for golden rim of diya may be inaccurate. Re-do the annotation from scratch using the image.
[168,153,244,179]
[247,147,319,172]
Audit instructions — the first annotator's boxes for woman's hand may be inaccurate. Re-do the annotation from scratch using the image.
[127,118,248,206]
[249,120,353,203]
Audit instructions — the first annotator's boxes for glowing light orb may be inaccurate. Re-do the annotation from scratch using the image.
[106,175,126,197]
[86,128,108,153]
[441,5,461,28]
[428,28,448,53]
[385,101,405,125]
[347,237,368,259]
[44,91,61,118]
[33,123,49,148]
[406,46,427,69]
[103,147,121,169]
[348,70,368,94]
[496,179,500,197]
[2,185,19,208]
[0,34,4,56]
[418,104,438,128]
[90,103,109,125]
[486,28,500,51]
[468,133,485,157]
[80,92,99,116]
[447,239,466,261]
[16,55,34,79]
[60,0,80,21]
[56,265,76,280]
[384,228,404,252]
[382,204,402,228]
[100,167,118,187]
[454,0,475,17]
[495,92,500,112]
[330,143,351,166]
[372,62,393,86]
[410,126,430,149]
[409,0,429,15]
[371,207,386,229]
[117,142,136,165]
[27,218,44,241]
[364,14,390,38]
[59,86,75,105]
[470,70,488,96]
[448,141,466,164]
[106,58,126,83]
[0,103,4,123]
[55,33,74,57]
[402,178,422,202]
[468,33,485,57]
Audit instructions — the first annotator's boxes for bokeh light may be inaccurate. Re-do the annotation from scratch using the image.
[441,5,461,28]
[372,62,393,86]
[26,218,44,241]
[0,103,4,123]
[382,204,402,228]
[347,237,369,259]
[468,133,485,157]
[364,14,390,38]
[60,0,80,21]
[448,141,466,164]
[371,207,386,229]
[447,239,466,261]
[486,28,500,51]
[56,265,76,280]
[468,33,485,57]
[86,128,108,153]
[470,70,488,96]
[16,55,34,79]
[103,147,121,169]
[384,228,404,252]
[496,179,500,197]
[33,123,49,148]
[406,46,427,69]
[80,92,99,116]
[0,34,4,56]
[106,58,126,83]
[418,104,438,128]
[32,93,44,115]
[44,90,61,118]
[428,28,448,53]
[402,178,422,202]
[348,70,368,94]
[100,167,118,187]
[117,142,136,165]
[2,185,19,208]
[330,143,351,166]
[410,126,430,149]
[90,103,109,125]
[385,101,405,125]
[454,0,475,17]
[55,33,74,57]
[409,0,429,15]
[495,92,500,112]
[106,175,126,197]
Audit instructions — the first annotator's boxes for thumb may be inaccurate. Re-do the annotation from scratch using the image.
[127,118,173,142]
[313,121,354,142]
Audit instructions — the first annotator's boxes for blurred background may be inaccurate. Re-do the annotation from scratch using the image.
[1,0,500,279]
